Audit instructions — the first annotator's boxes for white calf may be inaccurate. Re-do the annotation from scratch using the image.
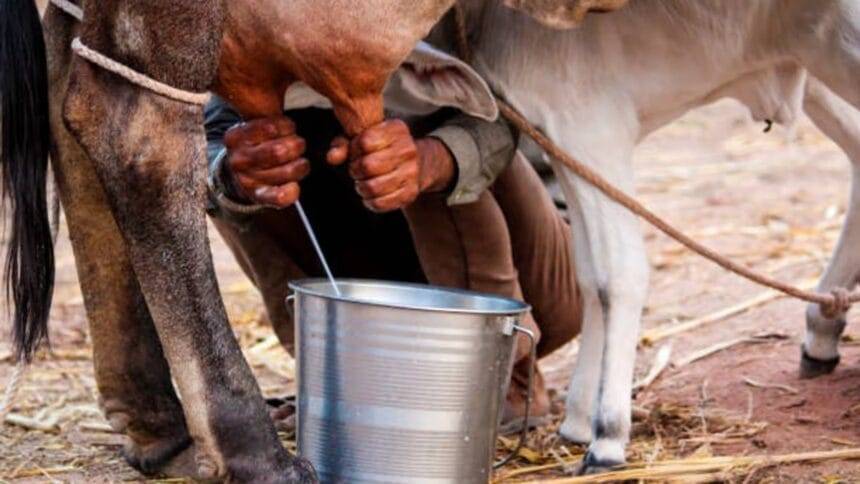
[458,0,860,473]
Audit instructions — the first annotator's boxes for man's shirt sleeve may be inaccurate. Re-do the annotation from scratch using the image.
[428,114,518,206]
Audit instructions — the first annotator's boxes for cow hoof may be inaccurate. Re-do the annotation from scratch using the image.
[122,434,193,476]
[229,455,318,484]
[286,456,319,484]
[799,346,839,379]
[159,444,218,481]
[267,456,319,484]
[577,451,625,475]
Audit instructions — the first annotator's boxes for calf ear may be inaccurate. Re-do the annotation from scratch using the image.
[504,0,629,29]
[387,42,498,121]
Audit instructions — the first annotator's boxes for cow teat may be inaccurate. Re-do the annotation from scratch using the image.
[214,0,456,134]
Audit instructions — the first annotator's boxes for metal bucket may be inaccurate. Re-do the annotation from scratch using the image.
[288,279,533,484]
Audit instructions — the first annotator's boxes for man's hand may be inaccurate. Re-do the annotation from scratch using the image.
[327,119,456,213]
[223,116,309,208]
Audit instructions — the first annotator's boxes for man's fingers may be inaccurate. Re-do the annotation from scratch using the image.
[327,137,349,165]
[353,119,410,155]
[236,158,310,187]
[229,136,306,171]
[354,162,418,200]
[224,116,296,148]
[251,183,301,208]
[363,185,420,213]
[349,140,417,180]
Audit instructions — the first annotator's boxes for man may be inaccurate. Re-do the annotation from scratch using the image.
[205,38,581,429]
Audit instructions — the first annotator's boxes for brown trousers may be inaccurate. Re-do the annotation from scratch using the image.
[210,111,581,413]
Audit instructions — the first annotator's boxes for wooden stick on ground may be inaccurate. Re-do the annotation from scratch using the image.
[634,344,673,392]
[640,279,816,345]
[742,377,799,395]
[673,333,788,368]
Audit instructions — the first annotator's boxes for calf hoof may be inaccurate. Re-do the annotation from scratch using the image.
[122,433,193,476]
[577,450,625,475]
[799,346,840,379]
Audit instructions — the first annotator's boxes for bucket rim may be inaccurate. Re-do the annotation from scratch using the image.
[288,278,531,316]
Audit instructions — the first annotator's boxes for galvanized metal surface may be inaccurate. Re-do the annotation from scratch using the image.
[290,279,530,484]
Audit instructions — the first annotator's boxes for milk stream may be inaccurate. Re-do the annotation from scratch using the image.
[295,200,341,296]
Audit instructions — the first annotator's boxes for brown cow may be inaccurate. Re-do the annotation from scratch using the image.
[1,0,626,481]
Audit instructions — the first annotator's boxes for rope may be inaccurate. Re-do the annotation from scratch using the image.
[50,0,210,106]
[0,361,27,424]
[71,38,211,106]
[453,4,858,318]
[50,0,83,20]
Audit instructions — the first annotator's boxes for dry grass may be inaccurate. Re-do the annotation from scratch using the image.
[493,401,783,482]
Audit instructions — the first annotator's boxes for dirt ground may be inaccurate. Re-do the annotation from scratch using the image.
[2,100,860,482]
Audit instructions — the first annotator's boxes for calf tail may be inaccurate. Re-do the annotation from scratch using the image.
[0,0,55,361]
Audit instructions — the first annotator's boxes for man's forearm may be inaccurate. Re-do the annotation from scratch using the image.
[428,114,518,206]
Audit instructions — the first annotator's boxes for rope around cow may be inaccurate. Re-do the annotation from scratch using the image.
[453,4,860,320]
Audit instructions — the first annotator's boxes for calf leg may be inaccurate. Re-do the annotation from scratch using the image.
[799,77,860,377]
[547,124,647,471]
[45,11,190,475]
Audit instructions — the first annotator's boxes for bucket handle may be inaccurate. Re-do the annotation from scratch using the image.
[285,293,295,318]
[494,323,537,469]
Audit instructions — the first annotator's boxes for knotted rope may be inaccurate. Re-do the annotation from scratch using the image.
[51,0,210,106]
[453,4,858,318]
[0,361,26,425]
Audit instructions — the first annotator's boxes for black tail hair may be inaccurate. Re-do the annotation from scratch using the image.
[0,0,55,361]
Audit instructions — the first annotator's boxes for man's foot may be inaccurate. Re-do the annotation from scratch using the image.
[500,362,552,434]
[267,396,298,432]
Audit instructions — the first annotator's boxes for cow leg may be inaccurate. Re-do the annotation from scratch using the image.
[795,5,860,377]
[547,127,647,471]
[44,12,192,475]
[63,64,315,482]
[51,118,196,476]
[799,77,860,377]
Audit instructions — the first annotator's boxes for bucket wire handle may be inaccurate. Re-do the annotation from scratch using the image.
[495,324,537,469]
[285,293,296,318]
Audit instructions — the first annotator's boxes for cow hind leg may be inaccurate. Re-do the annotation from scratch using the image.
[44,11,194,476]
[798,77,860,377]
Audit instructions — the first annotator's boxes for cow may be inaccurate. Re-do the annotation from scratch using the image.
[0,0,619,481]
[450,0,860,474]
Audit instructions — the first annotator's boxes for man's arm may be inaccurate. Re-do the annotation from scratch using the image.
[332,111,518,211]
[427,113,518,205]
